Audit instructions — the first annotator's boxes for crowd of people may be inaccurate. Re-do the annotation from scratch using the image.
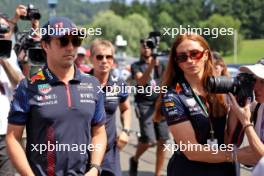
[0,4,264,176]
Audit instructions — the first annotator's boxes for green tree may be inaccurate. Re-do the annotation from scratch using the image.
[84,10,152,56]
[199,14,241,55]
[207,0,264,38]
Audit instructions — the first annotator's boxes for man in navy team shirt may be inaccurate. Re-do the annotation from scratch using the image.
[88,39,131,176]
[5,17,107,176]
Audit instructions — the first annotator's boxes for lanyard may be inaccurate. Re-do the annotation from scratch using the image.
[192,91,215,140]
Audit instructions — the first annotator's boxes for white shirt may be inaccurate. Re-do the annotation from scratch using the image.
[0,50,22,135]
[254,103,264,141]
[252,156,264,176]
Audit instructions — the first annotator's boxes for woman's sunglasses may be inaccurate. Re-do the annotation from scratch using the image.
[176,50,205,63]
[59,36,82,47]
[96,54,113,61]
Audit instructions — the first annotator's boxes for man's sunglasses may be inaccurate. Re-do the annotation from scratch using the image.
[96,54,113,61]
[59,36,82,47]
[176,50,205,63]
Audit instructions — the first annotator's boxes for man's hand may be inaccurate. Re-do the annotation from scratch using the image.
[116,131,129,150]
[150,57,159,67]
[11,5,27,23]
[0,59,5,66]
[31,19,39,30]
[84,167,98,176]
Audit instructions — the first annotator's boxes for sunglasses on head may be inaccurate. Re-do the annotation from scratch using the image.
[96,54,113,61]
[59,36,82,47]
[176,50,205,63]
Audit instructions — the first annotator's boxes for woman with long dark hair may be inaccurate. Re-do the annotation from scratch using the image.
[155,33,237,176]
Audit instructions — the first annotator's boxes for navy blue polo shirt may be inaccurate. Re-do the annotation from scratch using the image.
[8,66,106,175]
[161,79,235,175]
[89,70,128,175]
[161,80,227,144]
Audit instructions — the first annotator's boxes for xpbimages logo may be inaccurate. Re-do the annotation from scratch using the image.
[97,83,168,97]
[162,25,234,38]
[163,141,234,154]
[31,26,102,38]
[31,141,102,154]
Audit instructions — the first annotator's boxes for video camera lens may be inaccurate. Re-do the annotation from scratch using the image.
[145,31,161,49]
[146,38,156,49]
[20,4,41,20]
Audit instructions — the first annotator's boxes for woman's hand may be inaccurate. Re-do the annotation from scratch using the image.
[228,93,251,126]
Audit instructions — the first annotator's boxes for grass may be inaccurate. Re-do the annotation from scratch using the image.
[224,39,264,64]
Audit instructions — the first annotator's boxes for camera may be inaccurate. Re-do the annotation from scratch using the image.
[20,4,41,21]
[0,22,12,59]
[0,23,10,34]
[206,73,256,107]
[14,31,46,65]
[145,31,161,49]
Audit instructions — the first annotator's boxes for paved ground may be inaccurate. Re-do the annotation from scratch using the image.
[118,99,252,176]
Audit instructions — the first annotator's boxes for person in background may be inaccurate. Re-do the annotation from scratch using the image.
[129,39,169,176]
[89,39,131,176]
[229,59,264,176]
[0,8,24,176]
[75,46,92,73]
[212,51,230,77]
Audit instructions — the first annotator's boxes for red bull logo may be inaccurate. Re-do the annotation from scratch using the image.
[30,71,46,83]
[175,83,182,94]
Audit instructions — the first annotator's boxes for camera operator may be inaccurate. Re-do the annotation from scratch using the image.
[229,59,264,176]
[16,18,41,78]
[129,38,169,176]
[0,13,24,176]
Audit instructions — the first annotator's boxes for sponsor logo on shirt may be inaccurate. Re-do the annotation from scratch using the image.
[186,98,196,107]
[175,83,182,94]
[45,68,54,80]
[38,83,52,94]
[35,94,58,106]
[77,83,94,91]
[30,71,46,83]
[80,93,95,103]
[164,101,175,107]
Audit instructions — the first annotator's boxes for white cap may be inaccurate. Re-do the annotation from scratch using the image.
[239,59,264,79]
[77,47,86,55]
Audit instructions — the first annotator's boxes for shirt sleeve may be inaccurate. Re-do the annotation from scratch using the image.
[91,87,106,126]
[131,62,140,80]
[9,50,22,74]
[118,79,129,103]
[8,79,30,125]
[161,90,189,126]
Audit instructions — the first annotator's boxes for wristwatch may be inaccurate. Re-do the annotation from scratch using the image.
[122,128,130,136]
[90,163,102,176]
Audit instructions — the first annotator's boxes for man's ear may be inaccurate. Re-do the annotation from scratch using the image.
[41,41,49,52]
